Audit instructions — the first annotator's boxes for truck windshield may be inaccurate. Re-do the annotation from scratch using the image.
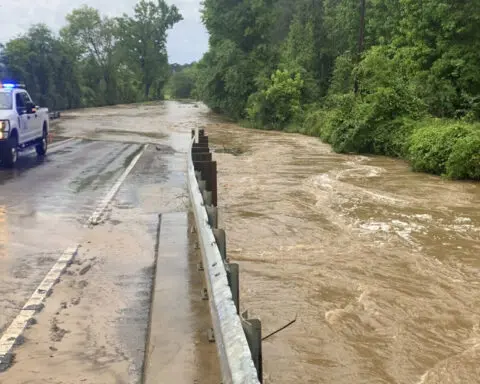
[0,92,12,109]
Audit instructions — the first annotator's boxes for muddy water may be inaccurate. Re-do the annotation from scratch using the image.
[200,121,480,384]
[52,102,479,383]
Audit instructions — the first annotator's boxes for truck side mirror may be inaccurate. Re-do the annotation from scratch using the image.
[25,102,35,114]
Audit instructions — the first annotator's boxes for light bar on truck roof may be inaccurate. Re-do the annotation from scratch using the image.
[0,82,25,89]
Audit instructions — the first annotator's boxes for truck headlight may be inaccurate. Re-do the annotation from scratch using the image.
[0,120,10,139]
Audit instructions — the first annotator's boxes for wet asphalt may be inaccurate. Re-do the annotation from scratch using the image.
[0,139,144,334]
[0,102,220,383]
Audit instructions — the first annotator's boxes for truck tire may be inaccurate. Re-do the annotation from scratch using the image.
[3,135,18,168]
[36,127,48,156]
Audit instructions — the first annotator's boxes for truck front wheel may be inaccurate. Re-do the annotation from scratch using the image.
[2,135,18,168]
[36,128,48,156]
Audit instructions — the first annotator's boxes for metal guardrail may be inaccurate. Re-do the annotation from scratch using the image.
[187,128,262,384]
[48,111,61,120]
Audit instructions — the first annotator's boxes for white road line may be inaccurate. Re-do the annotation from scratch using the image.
[48,137,77,149]
[0,143,147,371]
[88,145,147,226]
[0,247,78,371]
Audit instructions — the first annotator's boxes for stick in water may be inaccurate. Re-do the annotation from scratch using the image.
[262,314,297,341]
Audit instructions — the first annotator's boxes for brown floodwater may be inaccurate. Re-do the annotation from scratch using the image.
[202,119,480,384]
[52,102,479,383]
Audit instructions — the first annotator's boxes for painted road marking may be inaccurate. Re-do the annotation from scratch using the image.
[0,143,148,371]
[89,145,147,225]
[48,137,77,149]
[0,247,78,371]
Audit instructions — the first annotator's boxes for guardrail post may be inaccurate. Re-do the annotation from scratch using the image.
[213,229,226,261]
[199,135,209,146]
[226,263,239,314]
[193,140,209,151]
[210,161,218,207]
[206,206,218,228]
[203,190,213,206]
[198,180,207,193]
[191,128,205,138]
[193,161,217,208]
[241,311,263,383]
[192,146,210,154]
[192,152,212,163]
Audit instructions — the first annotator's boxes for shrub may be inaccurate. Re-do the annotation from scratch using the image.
[408,120,477,176]
[446,130,480,180]
[246,69,304,129]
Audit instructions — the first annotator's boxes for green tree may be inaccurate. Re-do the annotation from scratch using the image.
[168,66,198,99]
[2,24,81,110]
[61,6,120,105]
[117,0,182,99]
[196,0,480,180]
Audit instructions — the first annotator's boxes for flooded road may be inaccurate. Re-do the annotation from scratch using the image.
[0,140,143,334]
[0,101,219,383]
[204,122,480,383]
[0,100,477,383]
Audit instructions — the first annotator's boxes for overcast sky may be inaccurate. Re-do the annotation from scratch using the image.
[0,0,209,64]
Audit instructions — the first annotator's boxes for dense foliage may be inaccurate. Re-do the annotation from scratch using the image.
[164,62,198,99]
[195,0,480,180]
[0,0,182,110]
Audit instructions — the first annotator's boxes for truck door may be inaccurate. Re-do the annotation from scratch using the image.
[22,92,42,138]
[17,92,38,142]
[15,92,30,143]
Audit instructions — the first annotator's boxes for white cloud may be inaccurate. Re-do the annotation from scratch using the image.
[0,0,208,63]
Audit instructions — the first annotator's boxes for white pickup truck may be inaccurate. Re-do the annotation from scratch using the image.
[0,83,49,167]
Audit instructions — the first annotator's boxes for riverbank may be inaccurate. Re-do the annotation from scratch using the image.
[242,111,480,182]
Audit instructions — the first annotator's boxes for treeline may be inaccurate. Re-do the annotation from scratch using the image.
[0,0,182,110]
[164,62,198,99]
[192,0,480,180]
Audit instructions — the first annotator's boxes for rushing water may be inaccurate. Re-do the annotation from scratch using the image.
[203,118,480,384]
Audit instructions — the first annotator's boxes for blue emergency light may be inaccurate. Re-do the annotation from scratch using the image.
[0,82,25,89]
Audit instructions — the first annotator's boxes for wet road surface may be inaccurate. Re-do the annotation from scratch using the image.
[0,139,143,334]
[0,101,220,383]
[205,122,480,384]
